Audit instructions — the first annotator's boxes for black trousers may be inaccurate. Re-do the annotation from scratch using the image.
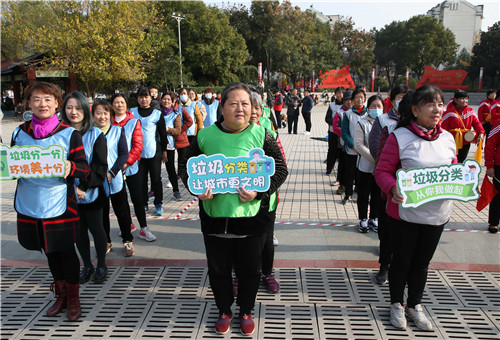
[343,153,358,197]
[326,132,339,174]
[261,210,277,275]
[176,147,187,177]
[46,247,80,285]
[489,165,500,226]
[125,173,148,229]
[457,143,471,163]
[140,155,163,206]
[337,149,346,185]
[356,170,380,220]
[377,198,392,266]
[387,215,444,307]
[275,110,282,128]
[302,111,311,132]
[103,186,133,244]
[204,233,266,315]
[483,122,492,140]
[165,149,179,192]
[76,205,107,269]
[287,112,299,134]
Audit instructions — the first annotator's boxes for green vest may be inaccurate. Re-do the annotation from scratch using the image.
[262,104,271,119]
[197,123,266,218]
[258,119,278,211]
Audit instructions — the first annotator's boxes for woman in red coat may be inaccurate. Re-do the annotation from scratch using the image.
[441,90,484,163]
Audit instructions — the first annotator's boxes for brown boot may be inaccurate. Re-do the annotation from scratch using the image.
[65,282,81,320]
[46,280,67,316]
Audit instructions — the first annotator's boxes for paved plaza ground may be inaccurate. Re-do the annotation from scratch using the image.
[0,101,499,339]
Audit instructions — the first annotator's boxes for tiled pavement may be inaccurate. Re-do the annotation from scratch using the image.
[1,103,499,339]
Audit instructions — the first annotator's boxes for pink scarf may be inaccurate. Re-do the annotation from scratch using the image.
[32,114,60,139]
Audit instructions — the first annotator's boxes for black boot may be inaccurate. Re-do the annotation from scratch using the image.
[374,264,389,285]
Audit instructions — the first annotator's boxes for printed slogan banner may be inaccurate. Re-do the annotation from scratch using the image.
[187,148,275,195]
[396,159,480,209]
[317,65,355,89]
[0,144,66,180]
[416,66,468,90]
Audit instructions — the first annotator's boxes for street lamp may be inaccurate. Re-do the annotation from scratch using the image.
[172,12,185,88]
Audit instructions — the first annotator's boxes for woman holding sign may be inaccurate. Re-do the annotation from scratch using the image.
[179,83,288,336]
[375,86,458,331]
[11,82,90,320]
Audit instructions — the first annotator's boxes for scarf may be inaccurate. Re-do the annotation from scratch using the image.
[32,114,59,139]
[97,122,111,134]
[353,105,367,116]
[408,120,442,141]
[161,106,174,116]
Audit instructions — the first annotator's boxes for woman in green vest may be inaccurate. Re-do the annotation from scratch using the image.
[179,83,288,336]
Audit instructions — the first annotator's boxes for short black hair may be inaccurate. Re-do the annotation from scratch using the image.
[486,89,495,97]
[454,90,468,99]
[137,87,151,97]
[110,93,129,111]
[390,85,409,102]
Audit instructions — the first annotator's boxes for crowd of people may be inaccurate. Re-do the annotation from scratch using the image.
[9,79,499,335]
[324,84,500,331]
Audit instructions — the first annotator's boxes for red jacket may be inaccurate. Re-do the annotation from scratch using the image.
[173,103,193,149]
[441,103,484,148]
[111,111,143,167]
[485,122,500,168]
[383,97,392,114]
[478,98,494,124]
[273,94,284,112]
[491,99,500,125]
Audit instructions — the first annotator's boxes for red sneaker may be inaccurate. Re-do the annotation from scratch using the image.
[215,313,232,335]
[262,274,280,293]
[239,314,255,335]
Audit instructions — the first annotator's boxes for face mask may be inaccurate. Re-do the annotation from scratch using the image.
[368,108,383,118]
[395,100,401,111]
[180,95,188,103]
[205,93,213,100]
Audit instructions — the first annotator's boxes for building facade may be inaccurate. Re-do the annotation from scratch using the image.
[426,0,483,52]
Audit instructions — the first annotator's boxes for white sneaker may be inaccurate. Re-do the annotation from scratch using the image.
[406,304,433,331]
[273,235,279,246]
[130,224,137,233]
[390,303,407,329]
[302,131,310,135]
[359,219,369,233]
[166,181,173,189]
[139,227,157,242]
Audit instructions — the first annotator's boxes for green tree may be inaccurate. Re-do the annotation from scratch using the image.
[153,1,248,88]
[375,15,458,84]
[1,0,163,97]
[331,17,375,85]
[470,22,500,89]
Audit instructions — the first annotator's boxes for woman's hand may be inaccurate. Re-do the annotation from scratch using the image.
[237,187,257,202]
[162,151,168,163]
[198,187,213,201]
[486,168,495,178]
[123,163,128,170]
[390,185,405,204]
[76,187,86,200]
[64,160,72,178]
[476,133,484,145]
[106,172,113,183]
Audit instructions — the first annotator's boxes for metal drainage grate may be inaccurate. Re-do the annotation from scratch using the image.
[150,267,207,301]
[427,306,500,339]
[17,300,151,339]
[1,267,52,300]
[1,300,47,339]
[98,266,163,301]
[137,301,205,339]
[482,308,500,332]
[316,304,380,340]
[419,270,464,307]
[196,301,260,339]
[79,266,120,300]
[258,303,319,340]
[441,271,500,307]
[301,268,355,303]
[371,304,442,339]
[0,267,33,293]
[347,268,390,304]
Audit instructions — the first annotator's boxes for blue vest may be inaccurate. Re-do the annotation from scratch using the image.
[182,102,197,136]
[201,100,219,128]
[75,127,103,204]
[164,111,180,148]
[13,125,74,219]
[131,107,161,159]
[103,125,124,195]
[122,118,139,176]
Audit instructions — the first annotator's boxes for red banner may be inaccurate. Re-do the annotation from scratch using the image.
[416,66,468,90]
[317,66,355,89]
